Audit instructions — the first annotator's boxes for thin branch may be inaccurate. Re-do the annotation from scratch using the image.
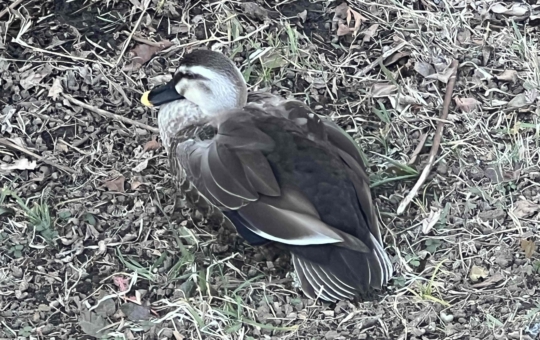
[121,31,168,47]
[0,0,25,20]
[408,132,428,165]
[63,94,159,134]
[72,127,103,148]
[116,0,151,66]
[0,138,78,174]
[397,59,459,215]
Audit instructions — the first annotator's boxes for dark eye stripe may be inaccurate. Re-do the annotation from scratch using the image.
[173,71,207,82]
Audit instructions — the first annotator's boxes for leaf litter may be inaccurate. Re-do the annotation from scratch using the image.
[2,0,540,339]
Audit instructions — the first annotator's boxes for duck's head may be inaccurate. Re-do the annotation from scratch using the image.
[140,49,248,117]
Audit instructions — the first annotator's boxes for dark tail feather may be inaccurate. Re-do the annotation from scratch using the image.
[290,237,392,302]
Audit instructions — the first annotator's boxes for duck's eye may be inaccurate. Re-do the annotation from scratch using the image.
[183,72,198,79]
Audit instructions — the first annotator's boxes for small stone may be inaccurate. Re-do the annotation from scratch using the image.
[325,330,340,340]
[440,311,454,323]
[33,311,41,321]
[40,324,54,335]
[12,267,23,278]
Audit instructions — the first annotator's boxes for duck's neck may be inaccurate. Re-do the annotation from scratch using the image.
[158,100,210,153]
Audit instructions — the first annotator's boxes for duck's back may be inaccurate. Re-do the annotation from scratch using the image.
[169,94,392,301]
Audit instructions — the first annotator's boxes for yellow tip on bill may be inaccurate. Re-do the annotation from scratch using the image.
[141,91,153,107]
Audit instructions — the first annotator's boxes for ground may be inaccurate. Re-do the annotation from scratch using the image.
[1,0,540,339]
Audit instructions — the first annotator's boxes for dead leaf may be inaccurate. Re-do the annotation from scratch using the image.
[469,265,488,282]
[120,302,152,321]
[113,276,130,292]
[383,52,409,69]
[337,23,353,36]
[362,24,379,42]
[421,210,441,234]
[298,10,307,23]
[133,159,149,172]
[94,292,117,318]
[56,143,68,153]
[0,158,37,171]
[123,41,173,71]
[496,70,518,83]
[507,93,533,109]
[471,273,504,288]
[1,105,16,134]
[457,29,471,45]
[454,97,480,113]
[473,68,493,81]
[239,2,271,21]
[130,178,144,190]
[347,8,366,35]
[512,200,540,219]
[426,62,457,83]
[520,239,536,258]
[103,176,125,192]
[260,50,288,69]
[333,3,365,37]
[84,224,100,241]
[414,61,435,78]
[333,2,349,19]
[78,310,107,337]
[19,64,52,90]
[491,3,529,16]
[143,140,162,152]
[48,78,63,100]
[370,83,397,97]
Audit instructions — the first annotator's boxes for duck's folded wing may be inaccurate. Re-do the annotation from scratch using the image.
[169,112,370,249]
[256,96,383,245]
[320,117,383,244]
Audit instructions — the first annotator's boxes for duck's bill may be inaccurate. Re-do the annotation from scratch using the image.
[141,82,184,107]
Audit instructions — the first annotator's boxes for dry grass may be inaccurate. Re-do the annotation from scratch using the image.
[1,0,540,339]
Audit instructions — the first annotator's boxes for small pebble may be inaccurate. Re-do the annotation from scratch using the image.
[325,330,340,340]
[440,311,454,323]
[12,267,23,278]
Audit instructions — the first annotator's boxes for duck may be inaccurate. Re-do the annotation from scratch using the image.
[140,49,393,302]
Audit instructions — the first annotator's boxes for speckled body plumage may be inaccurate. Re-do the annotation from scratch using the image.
[158,100,205,152]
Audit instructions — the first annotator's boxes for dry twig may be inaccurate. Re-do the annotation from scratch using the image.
[355,41,408,77]
[0,138,78,174]
[0,0,25,20]
[408,132,428,165]
[397,59,459,215]
[116,0,151,66]
[72,127,103,148]
[63,94,159,134]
